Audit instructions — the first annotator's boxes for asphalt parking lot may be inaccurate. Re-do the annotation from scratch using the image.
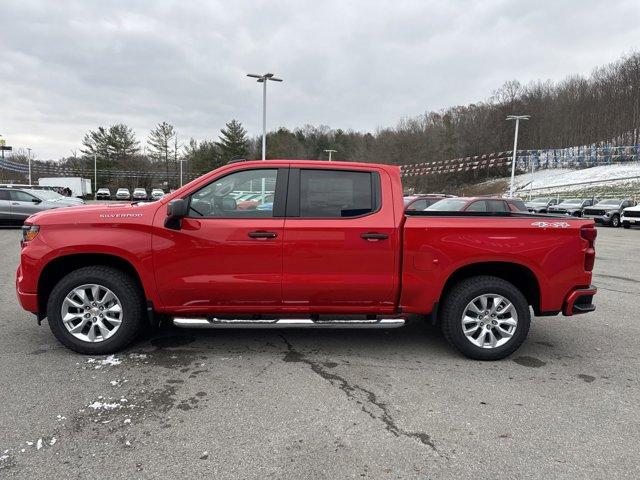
[1,227,639,479]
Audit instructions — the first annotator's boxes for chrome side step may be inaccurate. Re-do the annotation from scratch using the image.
[172,317,405,329]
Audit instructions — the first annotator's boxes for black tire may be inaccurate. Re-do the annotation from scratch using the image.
[623,222,630,229]
[611,214,620,228]
[47,266,145,354]
[441,276,531,361]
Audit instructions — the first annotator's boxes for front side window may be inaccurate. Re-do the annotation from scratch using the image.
[407,199,428,211]
[188,169,278,218]
[10,190,38,202]
[298,169,376,218]
[466,201,487,212]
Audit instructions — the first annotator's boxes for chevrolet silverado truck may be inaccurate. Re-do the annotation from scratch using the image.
[16,160,598,360]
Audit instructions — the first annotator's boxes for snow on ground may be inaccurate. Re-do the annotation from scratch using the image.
[511,163,640,194]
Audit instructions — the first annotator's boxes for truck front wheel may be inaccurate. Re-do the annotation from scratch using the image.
[441,276,531,360]
[46,266,144,354]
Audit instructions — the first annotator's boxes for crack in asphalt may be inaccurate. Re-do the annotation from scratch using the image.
[279,335,442,455]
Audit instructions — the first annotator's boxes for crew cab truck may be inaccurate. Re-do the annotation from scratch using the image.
[16,160,597,360]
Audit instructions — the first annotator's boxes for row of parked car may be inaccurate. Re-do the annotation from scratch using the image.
[96,187,166,201]
[404,193,640,228]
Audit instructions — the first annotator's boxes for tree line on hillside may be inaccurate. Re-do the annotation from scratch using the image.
[8,51,640,192]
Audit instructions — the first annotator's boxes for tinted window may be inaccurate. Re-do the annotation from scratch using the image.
[10,190,37,202]
[407,199,428,211]
[0,190,10,201]
[466,201,487,212]
[486,200,509,212]
[299,170,375,218]
[509,199,528,212]
[427,199,467,211]
[188,169,277,218]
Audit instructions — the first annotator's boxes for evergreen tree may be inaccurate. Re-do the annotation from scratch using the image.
[148,122,176,189]
[216,119,249,161]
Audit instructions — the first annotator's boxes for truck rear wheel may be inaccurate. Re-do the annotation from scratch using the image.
[46,266,144,354]
[441,276,531,360]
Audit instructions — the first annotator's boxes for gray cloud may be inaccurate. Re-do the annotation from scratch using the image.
[1,0,639,159]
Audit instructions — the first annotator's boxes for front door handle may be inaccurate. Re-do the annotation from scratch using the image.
[248,231,278,239]
[361,232,389,240]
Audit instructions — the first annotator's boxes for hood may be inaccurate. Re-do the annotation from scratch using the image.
[587,204,620,211]
[26,201,155,225]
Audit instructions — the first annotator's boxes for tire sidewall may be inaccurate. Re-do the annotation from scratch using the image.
[445,278,531,360]
[611,214,620,227]
[47,268,142,354]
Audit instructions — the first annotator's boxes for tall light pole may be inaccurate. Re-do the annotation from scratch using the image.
[247,73,283,160]
[94,153,97,200]
[324,149,337,161]
[506,115,530,197]
[27,148,32,185]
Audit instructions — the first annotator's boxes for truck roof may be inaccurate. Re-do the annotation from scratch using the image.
[225,159,401,173]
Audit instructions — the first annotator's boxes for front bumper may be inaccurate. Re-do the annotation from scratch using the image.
[563,286,597,316]
[16,266,38,313]
[583,214,611,225]
[622,216,639,225]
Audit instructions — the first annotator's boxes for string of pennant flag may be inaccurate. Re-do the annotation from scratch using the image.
[399,145,640,177]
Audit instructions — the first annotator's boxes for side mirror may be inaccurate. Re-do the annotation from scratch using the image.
[31,198,42,204]
[165,199,188,230]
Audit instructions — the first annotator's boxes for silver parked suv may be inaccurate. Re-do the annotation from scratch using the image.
[0,187,69,225]
[583,199,636,228]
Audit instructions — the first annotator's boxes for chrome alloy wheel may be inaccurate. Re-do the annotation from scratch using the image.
[61,284,123,342]
[461,294,518,349]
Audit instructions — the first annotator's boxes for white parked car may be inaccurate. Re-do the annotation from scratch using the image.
[132,188,148,200]
[116,188,131,200]
[150,189,165,201]
[622,204,640,229]
[96,188,111,200]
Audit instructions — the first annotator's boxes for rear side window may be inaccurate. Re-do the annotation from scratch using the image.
[298,169,377,218]
[0,190,10,201]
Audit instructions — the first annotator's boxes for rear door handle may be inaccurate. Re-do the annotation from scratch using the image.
[361,232,389,240]
[248,231,278,239]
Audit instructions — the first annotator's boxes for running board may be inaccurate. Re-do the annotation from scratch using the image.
[172,317,405,329]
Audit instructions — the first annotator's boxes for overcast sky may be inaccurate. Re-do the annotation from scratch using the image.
[1,0,639,159]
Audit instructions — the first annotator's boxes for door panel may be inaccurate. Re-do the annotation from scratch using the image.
[9,190,44,222]
[0,190,11,224]
[282,168,398,311]
[153,217,284,309]
[152,167,286,312]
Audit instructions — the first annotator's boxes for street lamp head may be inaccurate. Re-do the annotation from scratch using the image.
[247,72,284,83]
[506,115,531,121]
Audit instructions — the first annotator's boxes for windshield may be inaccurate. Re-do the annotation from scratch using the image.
[531,197,551,203]
[559,199,582,205]
[426,199,468,211]
[596,199,621,206]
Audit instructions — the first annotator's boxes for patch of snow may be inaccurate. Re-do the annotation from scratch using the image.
[49,438,57,446]
[87,355,122,369]
[87,401,122,410]
[128,353,148,360]
[36,438,43,450]
[512,163,640,194]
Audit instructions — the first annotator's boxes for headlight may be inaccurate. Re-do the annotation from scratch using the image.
[605,211,611,217]
[21,224,40,243]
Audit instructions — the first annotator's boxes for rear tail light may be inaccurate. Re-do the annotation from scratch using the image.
[581,225,597,271]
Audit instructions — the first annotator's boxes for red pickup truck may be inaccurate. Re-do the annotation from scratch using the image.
[16,160,597,360]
